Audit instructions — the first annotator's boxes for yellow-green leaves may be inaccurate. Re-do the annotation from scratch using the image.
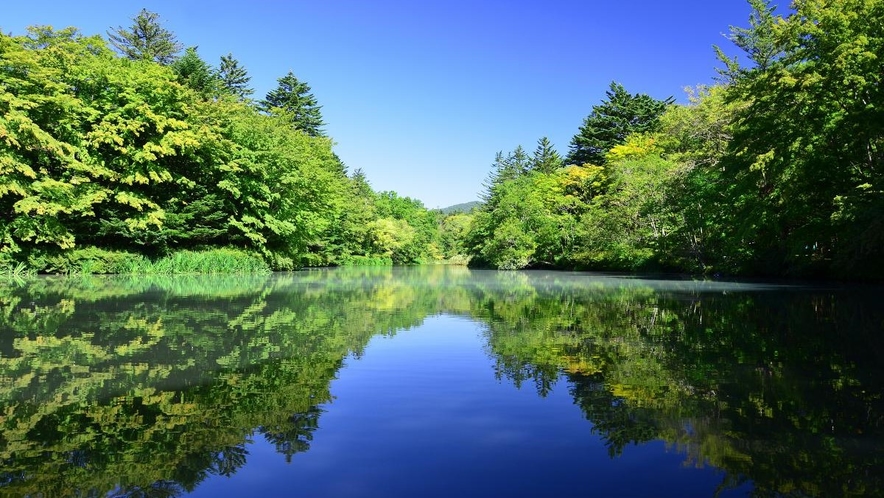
[2,22,442,271]
[606,135,662,163]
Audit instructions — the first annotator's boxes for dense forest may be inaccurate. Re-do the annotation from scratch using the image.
[0,9,446,273]
[3,0,883,280]
[466,0,884,280]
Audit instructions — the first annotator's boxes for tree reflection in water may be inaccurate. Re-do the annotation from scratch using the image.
[0,267,882,496]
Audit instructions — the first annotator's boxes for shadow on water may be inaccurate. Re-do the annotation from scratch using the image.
[0,266,882,496]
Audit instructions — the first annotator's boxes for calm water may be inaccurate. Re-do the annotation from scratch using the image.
[1,267,882,497]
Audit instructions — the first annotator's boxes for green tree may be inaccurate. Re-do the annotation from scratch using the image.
[467,165,590,270]
[0,27,179,256]
[479,146,530,204]
[437,212,473,259]
[261,71,325,137]
[713,0,884,277]
[651,86,746,273]
[312,168,380,266]
[531,136,563,174]
[218,53,253,100]
[106,8,183,64]
[0,24,353,270]
[576,154,680,270]
[373,191,440,264]
[171,46,219,98]
[218,106,347,268]
[566,82,673,166]
[716,0,783,79]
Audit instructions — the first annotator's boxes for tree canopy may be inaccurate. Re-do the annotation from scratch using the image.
[106,8,182,64]
[260,71,326,137]
[461,0,884,280]
[566,82,673,166]
[218,52,253,100]
[0,17,444,273]
[5,1,884,281]
[171,46,219,97]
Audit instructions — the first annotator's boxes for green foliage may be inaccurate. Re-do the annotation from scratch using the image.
[314,169,379,265]
[467,158,595,269]
[372,191,440,264]
[0,27,168,254]
[704,0,884,277]
[336,254,394,266]
[260,71,325,137]
[575,156,680,270]
[0,259,34,279]
[531,136,563,174]
[218,104,348,265]
[437,213,473,259]
[218,53,253,100]
[128,248,270,274]
[566,81,674,166]
[648,86,746,273]
[2,20,435,273]
[106,8,183,64]
[171,46,220,98]
[654,85,739,169]
[463,1,884,280]
[18,248,268,275]
[717,0,783,79]
[25,247,146,274]
[479,146,531,203]
[305,169,442,267]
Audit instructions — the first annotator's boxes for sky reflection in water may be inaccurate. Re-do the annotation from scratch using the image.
[0,267,881,497]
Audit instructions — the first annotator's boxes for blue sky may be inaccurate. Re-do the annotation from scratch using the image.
[3,0,756,208]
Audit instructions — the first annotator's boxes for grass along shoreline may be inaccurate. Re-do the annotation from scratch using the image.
[0,247,473,277]
[1,248,271,276]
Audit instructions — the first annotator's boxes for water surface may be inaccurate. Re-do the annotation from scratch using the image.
[1,267,882,497]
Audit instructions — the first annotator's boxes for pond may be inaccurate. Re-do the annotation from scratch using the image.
[1,266,882,497]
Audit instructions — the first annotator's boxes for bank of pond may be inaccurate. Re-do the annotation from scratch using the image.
[0,266,881,496]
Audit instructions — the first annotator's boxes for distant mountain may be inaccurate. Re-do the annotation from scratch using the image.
[437,201,481,215]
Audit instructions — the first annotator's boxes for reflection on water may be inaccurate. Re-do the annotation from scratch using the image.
[0,267,882,496]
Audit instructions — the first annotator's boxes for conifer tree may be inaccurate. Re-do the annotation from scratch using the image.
[531,137,563,174]
[567,82,673,166]
[218,53,254,100]
[171,46,219,97]
[107,9,182,64]
[261,71,325,136]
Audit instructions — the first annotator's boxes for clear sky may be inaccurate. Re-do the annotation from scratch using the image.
[3,0,756,209]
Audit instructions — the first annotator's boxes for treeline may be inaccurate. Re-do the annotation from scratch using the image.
[6,1,883,279]
[462,0,884,279]
[0,10,446,272]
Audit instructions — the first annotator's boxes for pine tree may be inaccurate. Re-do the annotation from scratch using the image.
[107,9,182,64]
[566,82,673,166]
[261,71,325,136]
[218,53,253,100]
[171,46,219,97]
[479,146,531,203]
[531,137,562,174]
